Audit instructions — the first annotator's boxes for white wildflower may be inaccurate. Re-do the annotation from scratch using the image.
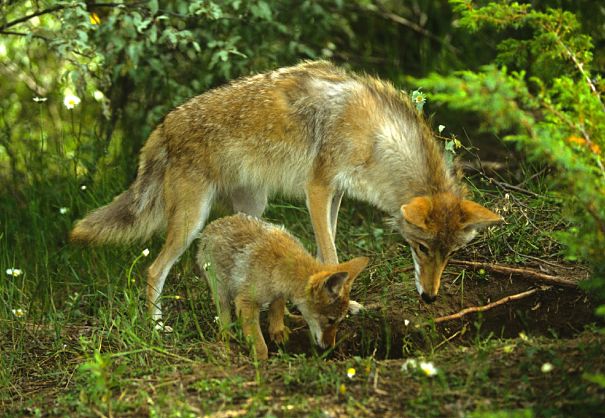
[93,90,105,101]
[203,262,211,271]
[33,96,48,103]
[419,361,438,377]
[438,124,445,134]
[541,362,554,373]
[80,185,87,190]
[401,358,418,372]
[12,308,26,318]
[142,248,150,257]
[63,93,81,109]
[404,319,410,326]
[6,268,23,277]
[59,207,69,214]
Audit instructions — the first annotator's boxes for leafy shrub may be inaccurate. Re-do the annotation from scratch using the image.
[414,1,605,299]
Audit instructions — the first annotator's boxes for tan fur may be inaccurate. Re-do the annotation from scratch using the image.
[71,60,501,320]
[198,213,369,360]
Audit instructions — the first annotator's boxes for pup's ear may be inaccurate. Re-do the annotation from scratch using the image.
[401,196,432,230]
[339,256,370,283]
[323,271,349,300]
[460,200,503,231]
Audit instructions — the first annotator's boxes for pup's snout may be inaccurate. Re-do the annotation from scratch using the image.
[421,292,437,304]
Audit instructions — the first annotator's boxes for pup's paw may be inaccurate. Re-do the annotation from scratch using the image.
[154,321,174,333]
[269,326,291,344]
[348,300,365,315]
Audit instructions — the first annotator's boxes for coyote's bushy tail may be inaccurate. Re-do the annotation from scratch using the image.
[70,128,168,245]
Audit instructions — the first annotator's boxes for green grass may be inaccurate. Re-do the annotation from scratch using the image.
[1,157,604,416]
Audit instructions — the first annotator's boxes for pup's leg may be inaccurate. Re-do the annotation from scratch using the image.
[268,297,290,344]
[147,172,215,328]
[235,295,268,360]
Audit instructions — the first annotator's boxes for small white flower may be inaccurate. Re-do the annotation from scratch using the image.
[154,321,173,333]
[213,316,219,323]
[12,308,26,318]
[93,90,105,101]
[142,248,150,257]
[203,262,211,271]
[346,367,356,379]
[438,124,445,134]
[541,362,554,373]
[63,93,81,109]
[80,185,87,190]
[59,207,69,214]
[419,361,438,377]
[404,319,410,326]
[33,96,48,103]
[401,358,418,372]
[6,268,23,277]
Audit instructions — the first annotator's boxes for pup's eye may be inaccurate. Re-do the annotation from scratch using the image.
[327,317,338,326]
[417,243,430,255]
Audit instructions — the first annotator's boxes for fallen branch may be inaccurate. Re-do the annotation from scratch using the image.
[434,287,549,323]
[449,259,581,288]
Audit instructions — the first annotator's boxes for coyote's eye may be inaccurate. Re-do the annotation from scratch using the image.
[417,243,429,255]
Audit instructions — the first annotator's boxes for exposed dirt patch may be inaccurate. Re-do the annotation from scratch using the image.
[270,267,599,359]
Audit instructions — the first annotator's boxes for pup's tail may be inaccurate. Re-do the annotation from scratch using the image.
[71,128,167,244]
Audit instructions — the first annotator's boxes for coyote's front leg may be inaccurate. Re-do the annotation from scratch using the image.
[306,180,338,265]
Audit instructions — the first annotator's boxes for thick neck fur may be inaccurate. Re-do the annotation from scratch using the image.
[339,77,462,215]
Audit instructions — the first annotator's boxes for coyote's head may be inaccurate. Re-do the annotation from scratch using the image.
[396,193,502,303]
[299,256,369,348]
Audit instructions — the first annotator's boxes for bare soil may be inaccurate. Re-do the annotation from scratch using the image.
[270,265,599,360]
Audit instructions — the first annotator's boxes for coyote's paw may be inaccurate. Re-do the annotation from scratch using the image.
[269,326,291,344]
[348,300,365,315]
[154,321,174,333]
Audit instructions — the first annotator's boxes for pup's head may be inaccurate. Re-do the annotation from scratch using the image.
[396,193,502,303]
[299,256,369,348]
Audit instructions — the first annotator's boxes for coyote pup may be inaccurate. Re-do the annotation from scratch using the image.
[198,213,369,360]
[71,61,501,323]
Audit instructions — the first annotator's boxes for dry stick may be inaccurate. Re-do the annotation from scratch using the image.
[449,259,580,288]
[434,287,549,324]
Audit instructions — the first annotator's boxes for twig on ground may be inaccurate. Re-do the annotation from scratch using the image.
[449,259,582,288]
[434,287,549,323]
[373,366,388,395]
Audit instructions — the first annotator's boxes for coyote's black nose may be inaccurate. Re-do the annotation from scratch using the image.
[421,293,437,304]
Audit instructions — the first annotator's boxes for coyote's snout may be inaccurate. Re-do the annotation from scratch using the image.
[71,60,501,320]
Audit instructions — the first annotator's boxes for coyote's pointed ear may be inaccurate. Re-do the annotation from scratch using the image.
[323,271,350,300]
[460,200,503,230]
[401,196,432,230]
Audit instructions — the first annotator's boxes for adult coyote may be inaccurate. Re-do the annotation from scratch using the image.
[72,61,501,322]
